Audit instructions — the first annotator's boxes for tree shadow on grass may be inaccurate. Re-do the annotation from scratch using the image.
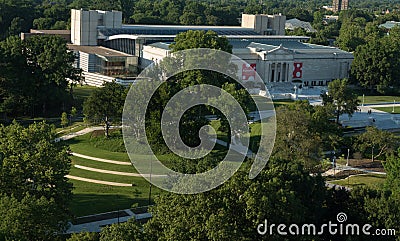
[70,193,150,218]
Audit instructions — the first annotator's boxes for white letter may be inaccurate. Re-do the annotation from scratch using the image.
[270,223,276,235]
[302,224,316,235]
[277,224,287,235]
[362,224,371,235]
[329,221,338,235]
[289,224,299,235]
[257,219,268,235]
[318,224,328,235]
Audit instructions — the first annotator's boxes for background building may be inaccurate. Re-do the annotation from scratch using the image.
[333,0,349,12]
[23,9,354,92]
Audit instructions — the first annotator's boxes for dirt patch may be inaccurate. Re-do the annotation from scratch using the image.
[347,159,385,172]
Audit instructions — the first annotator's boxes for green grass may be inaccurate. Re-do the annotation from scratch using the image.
[209,120,228,142]
[55,121,87,137]
[71,156,137,173]
[249,96,294,111]
[272,99,295,107]
[373,106,400,114]
[65,120,233,217]
[329,174,386,189]
[70,166,138,184]
[358,95,400,104]
[66,133,131,162]
[73,85,98,101]
[70,179,162,217]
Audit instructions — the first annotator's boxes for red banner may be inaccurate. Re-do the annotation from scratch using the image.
[293,62,303,79]
[242,63,256,81]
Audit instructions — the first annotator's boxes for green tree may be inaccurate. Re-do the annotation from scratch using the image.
[322,79,359,123]
[384,149,400,193]
[68,232,100,241]
[0,121,72,206]
[61,111,69,127]
[273,101,324,168]
[70,106,77,124]
[180,1,206,25]
[350,33,400,93]
[170,30,232,53]
[83,82,127,137]
[0,121,72,240]
[336,23,366,52]
[0,35,81,117]
[0,194,68,241]
[144,159,327,240]
[99,219,145,241]
[142,30,235,151]
[354,126,397,161]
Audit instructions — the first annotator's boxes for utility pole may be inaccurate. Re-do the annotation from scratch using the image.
[148,159,153,206]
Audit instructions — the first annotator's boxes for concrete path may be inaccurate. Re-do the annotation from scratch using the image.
[211,138,254,158]
[66,175,133,187]
[339,105,400,130]
[71,152,132,166]
[74,164,166,178]
[66,209,152,233]
[74,165,138,176]
[322,164,386,177]
[58,126,104,141]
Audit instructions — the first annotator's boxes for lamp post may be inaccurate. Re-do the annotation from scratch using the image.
[362,94,365,107]
[332,151,336,176]
[148,159,153,206]
[393,99,395,113]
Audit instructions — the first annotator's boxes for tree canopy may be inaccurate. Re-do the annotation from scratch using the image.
[0,35,81,118]
[0,121,72,240]
[83,81,127,137]
[321,79,359,123]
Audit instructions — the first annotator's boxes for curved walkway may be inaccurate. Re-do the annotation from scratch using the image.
[59,126,104,141]
[74,165,166,178]
[66,175,133,187]
[71,152,132,166]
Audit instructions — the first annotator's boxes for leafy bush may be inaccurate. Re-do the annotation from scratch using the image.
[89,129,126,153]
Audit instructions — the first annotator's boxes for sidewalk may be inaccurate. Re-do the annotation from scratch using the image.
[339,106,400,130]
[66,209,152,233]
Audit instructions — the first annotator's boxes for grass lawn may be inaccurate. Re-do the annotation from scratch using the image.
[66,120,234,217]
[66,133,131,162]
[69,179,162,217]
[250,96,294,111]
[272,99,295,108]
[71,156,137,173]
[72,85,98,101]
[209,120,228,142]
[329,174,386,189]
[373,106,400,114]
[69,166,139,184]
[55,121,87,137]
[358,95,400,104]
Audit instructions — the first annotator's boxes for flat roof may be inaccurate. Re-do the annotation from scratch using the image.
[147,40,352,56]
[379,21,400,29]
[67,45,133,57]
[30,29,71,35]
[104,34,310,42]
[99,26,260,37]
